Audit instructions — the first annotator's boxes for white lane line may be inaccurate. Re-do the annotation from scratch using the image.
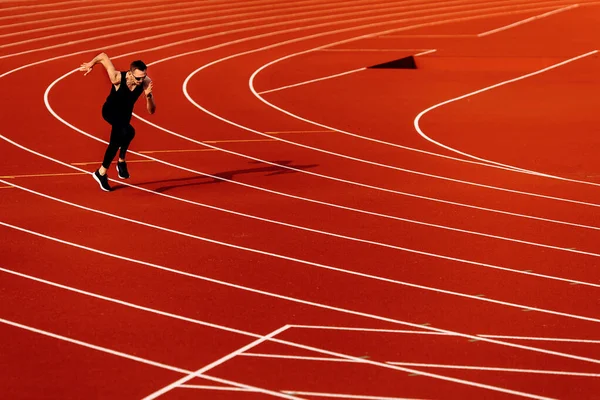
[42,77,600,285]
[0,0,95,13]
[248,7,600,191]
[258,48,435,95]
[0,265,558,400]
[0,317,192,374]
[413,50,600,184]
[480,335,600,344]
[197,374,305,399]
[290,324,600,343]
[182,383,435,400]
[144,326,293,399]
[0,0,470,59]
[2,222,599,370]
[385,362,600,377]
[281,392,430,400]
[415,48,437,56]
[258,67,366,94]
[477,3,580,36]
[241,353,600,377]
[5,178,600,325]
[0,317,301,400]
[0,0,372,49]
[0,0,181,22]
[23,98,600,290]
[179,384,252,391]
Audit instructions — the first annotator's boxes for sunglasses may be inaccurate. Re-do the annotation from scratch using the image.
[131,71,146,81]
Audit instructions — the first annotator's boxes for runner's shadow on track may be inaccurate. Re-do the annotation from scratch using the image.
[114,160,318,193]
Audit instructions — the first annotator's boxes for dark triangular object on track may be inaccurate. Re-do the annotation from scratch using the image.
[368,55,417,69]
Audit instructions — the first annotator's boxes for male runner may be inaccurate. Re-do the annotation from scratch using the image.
[80,52,156,191]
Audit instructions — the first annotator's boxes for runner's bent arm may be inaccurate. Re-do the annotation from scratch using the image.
[144,79,156,114]
[79,53,120,84]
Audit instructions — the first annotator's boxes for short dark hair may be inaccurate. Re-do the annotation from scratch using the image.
[130,60,147,72]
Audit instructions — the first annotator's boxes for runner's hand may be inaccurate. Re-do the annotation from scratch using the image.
[145,81,154,96]
[79,62,93,76]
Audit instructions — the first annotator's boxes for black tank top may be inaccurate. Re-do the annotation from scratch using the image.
[103,71,144,124]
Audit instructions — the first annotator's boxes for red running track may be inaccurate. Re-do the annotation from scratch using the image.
[1,0,600,399]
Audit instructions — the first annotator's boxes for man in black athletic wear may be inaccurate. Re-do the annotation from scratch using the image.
[79,52,156,191]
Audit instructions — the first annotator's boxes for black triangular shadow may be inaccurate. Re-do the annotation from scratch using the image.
[368,55,417,69]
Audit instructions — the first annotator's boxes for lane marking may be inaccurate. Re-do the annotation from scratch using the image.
[144,326,292,399]
[318,48,434,51]
[139,148,218,154]
[259,67,367,95]
[0,316,300,399]
[0,263,560,400]
[265,130,334,134]
[259,48,435,94]
[478,4,580,36]
[290,324,600,343]
[240,353,600,377]
[413,50,600,183]
[0,316,192,374]
[248,6,600,193]
[181,384,433,400]
[6,179,600,323]
[2,222,599,371]
[70,159,154,166]
[0,0,462,59]
[0,172,87,179]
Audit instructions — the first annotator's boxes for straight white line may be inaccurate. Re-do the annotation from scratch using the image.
[414,50,600,183]
[289,325,447,334]
[259,48,435,94]
[241,353,356,362]
[4,180,600,326]
[179,384,252,391]
[179,384,430,400]
[2,223,599,370]
[144,326,293,399]
[477,3,579,36]
[258,67,366,94]
[480,335,600,344]
[281,391,430,400]
[386,362,600,377]
[241,353,600,377]
[415,48,437,56]
[290,324,600,343]
[318,48,432,51]
[198,374,305,399]
[0,317,192,374]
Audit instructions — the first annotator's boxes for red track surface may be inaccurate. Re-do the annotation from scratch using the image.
[1,1,600,399]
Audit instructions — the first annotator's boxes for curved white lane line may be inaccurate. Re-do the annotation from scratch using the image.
[186,36,600,209]
[248,7,599,187]
[3,177,600,325]
[42,73,600,287]
[34,11,600,244]
[414,51,600,185]
[2,223,600,371]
